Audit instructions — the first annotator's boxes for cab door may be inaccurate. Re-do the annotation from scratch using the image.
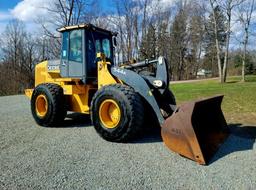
[60,31,69,77]
[68,30,84,78]
[60,30,84,78]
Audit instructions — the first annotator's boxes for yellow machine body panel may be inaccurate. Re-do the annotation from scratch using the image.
[96,53,122,89]
[26,58,120,114]
[34,61,79,86]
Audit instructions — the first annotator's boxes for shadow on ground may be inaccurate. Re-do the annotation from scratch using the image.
[226,80,239,84]
[60,113,92,128]
[210,123,256,164]
[131,126,163,144]
[56,114,256,158]
[58,112,163,143]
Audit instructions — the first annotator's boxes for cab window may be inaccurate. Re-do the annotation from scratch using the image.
[69,30,83,62]
[102,39,111,58]
[87,38,96,77]
[95,40,101,53]
[61,31,68,59]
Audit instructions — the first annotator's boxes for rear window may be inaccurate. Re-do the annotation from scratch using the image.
[62,31,68,59]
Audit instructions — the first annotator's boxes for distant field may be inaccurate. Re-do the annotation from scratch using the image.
[170,75,256,125]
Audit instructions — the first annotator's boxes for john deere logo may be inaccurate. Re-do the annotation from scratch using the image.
[48,65,59,71]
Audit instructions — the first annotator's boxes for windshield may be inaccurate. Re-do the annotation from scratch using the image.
[87,31,113,61]
[87,30,113,77]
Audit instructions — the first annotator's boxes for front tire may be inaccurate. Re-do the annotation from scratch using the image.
[91,84,144,142]
[31,83,67,127]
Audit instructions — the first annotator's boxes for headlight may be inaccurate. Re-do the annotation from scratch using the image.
[153,80,163,88]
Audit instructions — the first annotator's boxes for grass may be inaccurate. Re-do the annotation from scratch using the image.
[170,75,256,124]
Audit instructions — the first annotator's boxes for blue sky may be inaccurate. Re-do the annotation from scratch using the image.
[0,0,115,34]
[0,0,114,11]
[0,0,20,11]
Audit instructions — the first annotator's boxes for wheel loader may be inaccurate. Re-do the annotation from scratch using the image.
[25,24,229,165]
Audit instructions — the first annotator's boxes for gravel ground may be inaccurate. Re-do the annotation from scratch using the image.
[0,95,256,190]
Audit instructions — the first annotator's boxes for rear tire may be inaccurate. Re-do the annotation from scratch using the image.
[91,84,144,142]
[31,83,67,127]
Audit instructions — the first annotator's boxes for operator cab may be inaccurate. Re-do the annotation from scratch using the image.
[58,24,116,83]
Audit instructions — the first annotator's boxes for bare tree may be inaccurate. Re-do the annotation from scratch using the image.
[41,0,90,28]
[170,2,189,80]
[189,1,206,78]
[238,0,255,82]
[36,0,91,59]
[221,0,245,82]
[0,20,39,95]
[113,0,127,63]
[141,0,149,43]
[209,0,227,83]
[113,0,142,63]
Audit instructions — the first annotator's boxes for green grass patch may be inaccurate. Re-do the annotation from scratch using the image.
[170,75,256,115]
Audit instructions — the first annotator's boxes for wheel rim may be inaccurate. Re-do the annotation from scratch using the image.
[99,99,121,129]
[35,94,48,117]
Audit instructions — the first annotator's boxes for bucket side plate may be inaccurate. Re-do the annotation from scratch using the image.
[161,95,229,165]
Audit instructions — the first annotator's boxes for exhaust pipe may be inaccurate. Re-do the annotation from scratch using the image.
[161,95,229,165]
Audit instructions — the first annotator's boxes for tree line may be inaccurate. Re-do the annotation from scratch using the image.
[0,0,255,95]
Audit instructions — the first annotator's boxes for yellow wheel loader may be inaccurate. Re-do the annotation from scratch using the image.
[25,24,229,165]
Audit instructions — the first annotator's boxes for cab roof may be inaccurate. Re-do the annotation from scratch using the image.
[58,23,117,36]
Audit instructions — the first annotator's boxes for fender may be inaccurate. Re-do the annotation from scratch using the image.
[111,66,165,125]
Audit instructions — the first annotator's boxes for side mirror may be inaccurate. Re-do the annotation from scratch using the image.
[113,36,117,47]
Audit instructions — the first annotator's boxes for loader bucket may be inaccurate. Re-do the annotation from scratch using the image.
[161,95,229,165]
